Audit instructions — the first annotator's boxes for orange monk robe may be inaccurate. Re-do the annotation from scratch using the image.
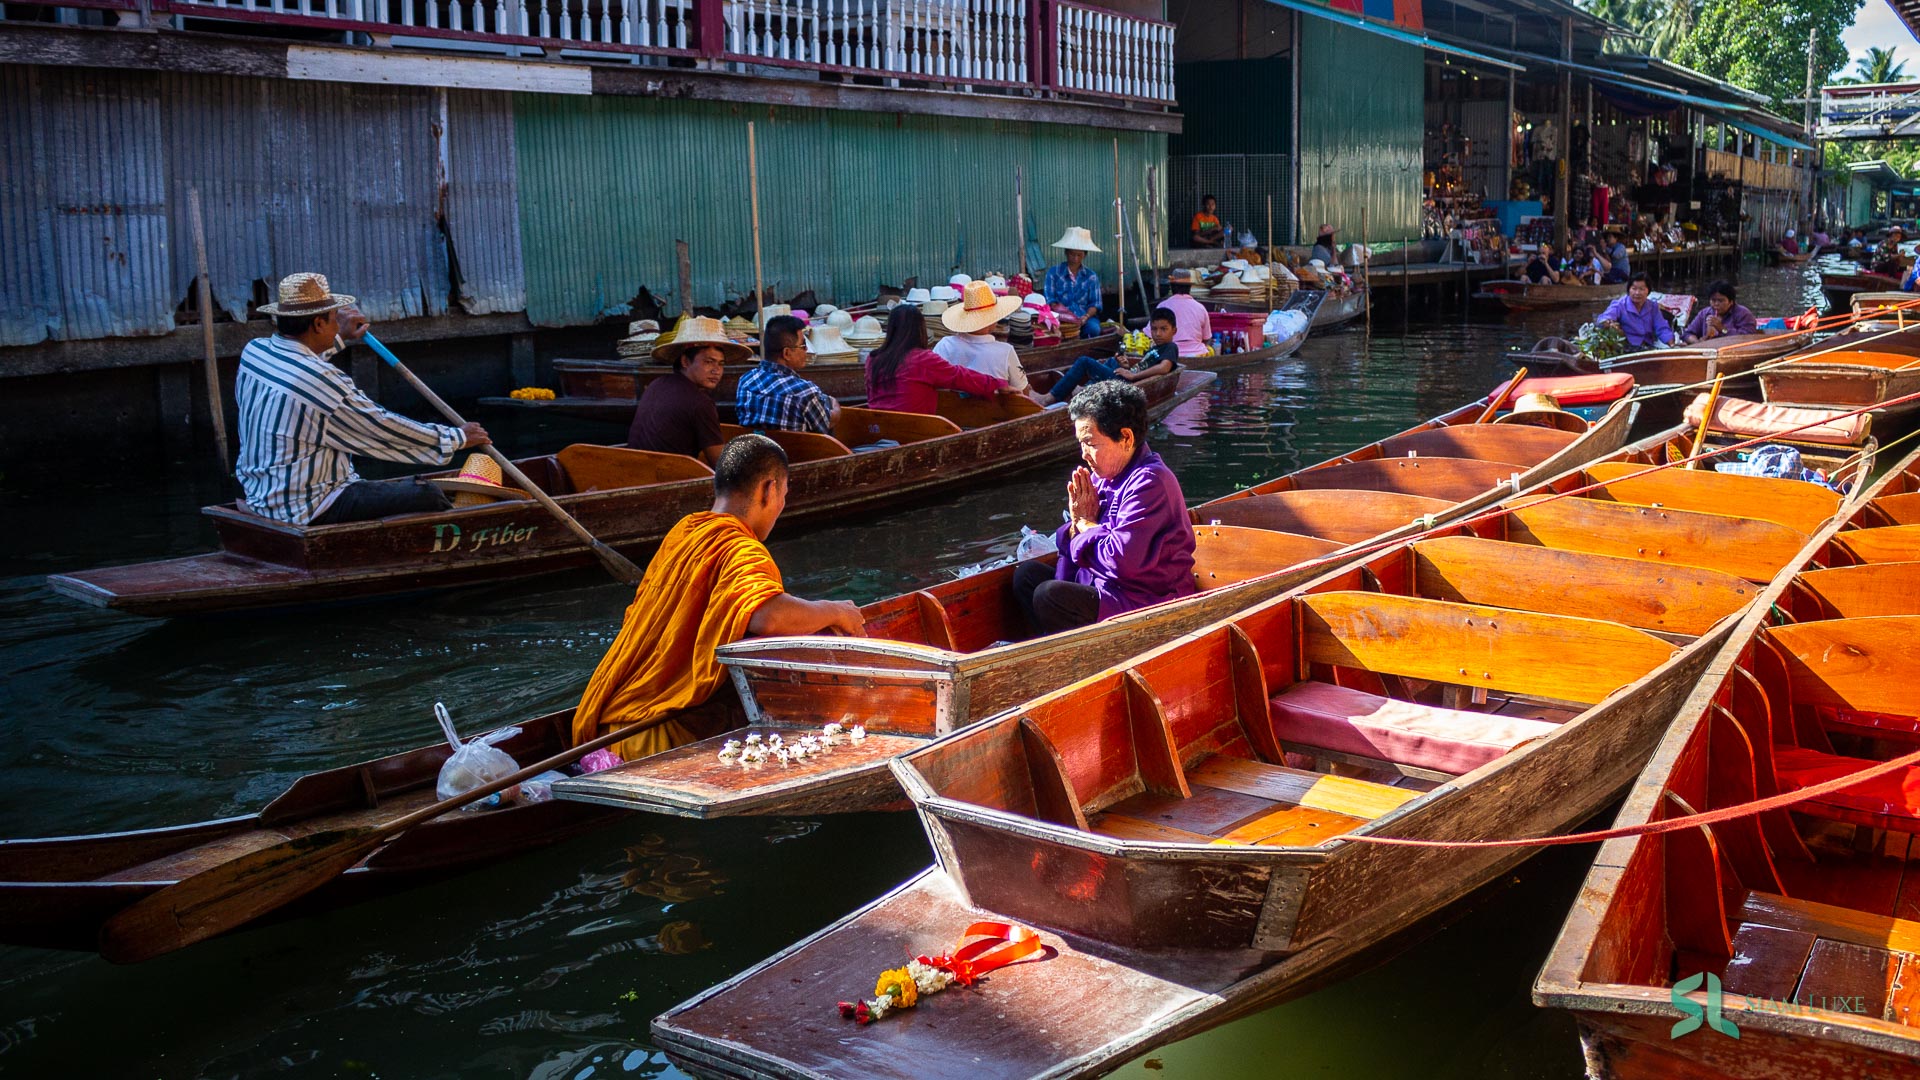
[572,512,786,761]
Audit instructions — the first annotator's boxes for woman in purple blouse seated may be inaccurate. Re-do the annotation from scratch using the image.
[1681,280,1758,344]
[1597,272,1674,350]
[1012,380,1197,636]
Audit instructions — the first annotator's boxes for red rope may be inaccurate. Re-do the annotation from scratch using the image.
[1341,745,1920,849]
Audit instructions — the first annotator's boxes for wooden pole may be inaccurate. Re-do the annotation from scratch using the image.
[1014,166,1025,276]
[1266,194,1273,263]
[1113,137,1125,328]
[187,188,230,471]
[1361,204,1371,335]
[675,239,694,320]
[748,122,767,361]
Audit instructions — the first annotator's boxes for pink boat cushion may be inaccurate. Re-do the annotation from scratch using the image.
[1684,393,1869,447]
[1268,681,1560,776]
[1499,373,1634,407]
[1774,746,1920,833]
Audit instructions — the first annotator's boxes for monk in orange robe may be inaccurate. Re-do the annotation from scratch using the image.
[572,434,867,761]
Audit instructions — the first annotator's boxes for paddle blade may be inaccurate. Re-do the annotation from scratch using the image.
[97,826,386,964]
[592,539,645,585]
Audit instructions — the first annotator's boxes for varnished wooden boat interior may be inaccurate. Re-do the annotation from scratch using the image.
[1535,447,1920,1080]
[1760,348,1920,420]
[47,368,1213,616]
[652,457,1875,1080]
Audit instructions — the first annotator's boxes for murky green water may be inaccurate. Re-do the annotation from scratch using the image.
[0,263,1827,1077]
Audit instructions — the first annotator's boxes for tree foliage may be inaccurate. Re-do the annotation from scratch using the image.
[1843,46,1911,85]
[1581,0,1860,112]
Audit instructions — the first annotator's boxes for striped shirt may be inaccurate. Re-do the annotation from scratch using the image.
[235,335,462,525]
[734,360,834,434]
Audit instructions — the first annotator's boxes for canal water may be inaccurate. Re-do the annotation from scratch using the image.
[0,262,1830,1078]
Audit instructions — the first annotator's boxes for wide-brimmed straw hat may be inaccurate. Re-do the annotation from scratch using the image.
[258,272,356,317]
[1213,271,1249,293]
[1509,392,1567,415]
[942,280,1024,334]
[653,316,752,364]
[904,287,932,304]
[930,285,961,303]
[806,324,858,359]
[1051,226,1102,253]
[433,452,527,507]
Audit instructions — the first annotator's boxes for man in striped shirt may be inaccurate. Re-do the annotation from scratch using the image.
[236,273,489,526]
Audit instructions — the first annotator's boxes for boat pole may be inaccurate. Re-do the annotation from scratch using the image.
[748,121,767,361]
[187,188,231,471]
[1687,375,1725,468]
[1361,204,1371,335]
[359,333,645,586]
[1014,165,1026,276]
[1113,137,1126,329]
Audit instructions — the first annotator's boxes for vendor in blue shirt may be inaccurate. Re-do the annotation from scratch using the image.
[1597,273,1673,349]
[1045,226,1106,338]
[1601,230,1632,284]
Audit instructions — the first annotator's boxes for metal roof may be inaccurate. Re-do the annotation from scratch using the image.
[1258,0,1526,71]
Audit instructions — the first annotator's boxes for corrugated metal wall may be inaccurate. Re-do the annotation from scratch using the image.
[513,94,1166,326]
[1295,19,1422,243]
[0,66,523,347]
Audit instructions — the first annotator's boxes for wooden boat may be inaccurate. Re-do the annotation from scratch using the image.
[1682,391,1879,478]
[46,370,1213,617]
[1534,445,1920,1080]
[1476,279,1613,312]
[1758,348,1920,423]
[1771,248,1813,265]
[1822,270,1903,312]
[555,392,1638,820]
[653,444,1878,1079]
[1308,285,1368,330]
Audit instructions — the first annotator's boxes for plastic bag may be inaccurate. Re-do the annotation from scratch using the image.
[433,702,521,808]
[949,526,1055,580]
[515,770,570,804]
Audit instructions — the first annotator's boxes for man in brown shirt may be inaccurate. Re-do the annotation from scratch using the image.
[629,316,747,466]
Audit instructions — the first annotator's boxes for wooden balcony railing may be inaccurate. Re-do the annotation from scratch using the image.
[28,0,1174,104]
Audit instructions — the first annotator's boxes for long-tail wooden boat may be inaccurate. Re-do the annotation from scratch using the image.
[555,395,1642,819]
[47,370,1212,617]
[651,445,1879,1080]
[1534,445,1920,1080]
[1307,285,1368,329]
[1822,270,1903,312]
[1476,279,1614,312]
[1758,348,1920,423]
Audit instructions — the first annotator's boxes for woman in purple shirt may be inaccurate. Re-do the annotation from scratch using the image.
[1682,280,1758,344]
[1011,380,1197,635]
[1597,273,1674,349]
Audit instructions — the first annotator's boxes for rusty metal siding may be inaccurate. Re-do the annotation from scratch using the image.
[1,66,175,345]
[1,65,525,347]
[514,95,1165,327]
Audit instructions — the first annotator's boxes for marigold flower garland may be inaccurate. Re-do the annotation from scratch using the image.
[836,921,1044,1024]
[509,386,556,401]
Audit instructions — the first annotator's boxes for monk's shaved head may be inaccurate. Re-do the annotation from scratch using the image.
[714,434,789,497]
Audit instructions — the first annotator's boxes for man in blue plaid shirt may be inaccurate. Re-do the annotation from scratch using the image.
[735,314,839,434]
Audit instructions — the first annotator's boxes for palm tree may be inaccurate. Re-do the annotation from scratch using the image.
[1586,0,1695,58]
[1850,46,1910,85]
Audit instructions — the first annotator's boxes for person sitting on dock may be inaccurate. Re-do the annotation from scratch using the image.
[1597,273,1674,350]
[1190,195,1224,248]
[1044,227,1107,338]
[628,316,744,466]
[1778,229,1802,257]
[865,304,1006,413]
[1160,271,1215,356]
[1522,244,1558,285]
[1310,224,1340,267]
[1042,308,1181,406]
[735,315,839,435]
[572,434,866,763]
[1012,380,1195,636]
[1681,281,1758,344]
[934,285,1050,406]
[234,272,489,526]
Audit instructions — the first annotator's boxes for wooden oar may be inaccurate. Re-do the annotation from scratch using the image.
[97,708,681,964]
[1476,366,1528,423]
[359,333,644,586]
[1687,374,1726,469]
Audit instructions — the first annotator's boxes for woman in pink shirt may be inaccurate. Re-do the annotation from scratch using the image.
[864,305,1005,413]
[1161,270,1214,357]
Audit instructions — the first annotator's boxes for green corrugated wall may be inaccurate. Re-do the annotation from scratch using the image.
[513,94,1166,326]
[1296,19,1422,243]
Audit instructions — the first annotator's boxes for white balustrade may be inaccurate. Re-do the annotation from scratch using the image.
[1054,1,1170,101]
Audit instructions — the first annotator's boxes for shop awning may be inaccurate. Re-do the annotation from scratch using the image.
[1259,0,1526,71]
[1722,116,1814,153]
[1590,75,1752,113]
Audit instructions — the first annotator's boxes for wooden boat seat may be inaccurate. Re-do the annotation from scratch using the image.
[1493,411,1589,433]
[1830,525,1920,565]
[1582,461,1843,533]
[1085,755,1418,847]
[1782,350,1920,371]
[1268,681,1559,776]
[555,445,715,493]
[1197,489,1455,545]
[717,424,852,462]
[834,406,963,448]
[1683,393,1871,448]
[1792,564,1920,619]
[1372,424,1580,469]
[1873,492,1920,526]
[1499,494,1809,584]
[1710,891,1920,1017]
[1280,456,1536,504]
[1190,525,1340,591]
[934,389,1046,429]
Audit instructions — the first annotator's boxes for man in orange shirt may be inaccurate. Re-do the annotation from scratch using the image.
[572,434,865,761]
[1190,195,1224,248]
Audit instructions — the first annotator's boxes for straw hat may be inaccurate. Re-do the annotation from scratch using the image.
[1022,292,1050,310]
[826,309,855,330]
[805,323,858,360]
[433,452,527,507]
[1213,271,1249,293]
[1509,392,1567,415]
[814,304,838,318]
[756,304,792,328]
[258,272,356,317]
[1051,226,1102,253]
[949,274,973,288]
[942,280,1024,334]
[930,285,961,303]
[904,287,932,305]
[654,316,752,365]
[1224,259,1250,272]
[920,299,950,318]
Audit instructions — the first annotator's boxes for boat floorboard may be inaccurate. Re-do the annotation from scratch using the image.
[656,870,1273,1080]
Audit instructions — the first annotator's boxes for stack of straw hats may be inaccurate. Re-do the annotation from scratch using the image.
[805,323,858,363]
[845,315,884,351]
[723,315,757,342]
[618,319,662,361]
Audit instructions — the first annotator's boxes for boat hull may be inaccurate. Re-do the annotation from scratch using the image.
[1477,280,1611,312]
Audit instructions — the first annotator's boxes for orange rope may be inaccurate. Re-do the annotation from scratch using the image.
[1341,745,1920,849]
